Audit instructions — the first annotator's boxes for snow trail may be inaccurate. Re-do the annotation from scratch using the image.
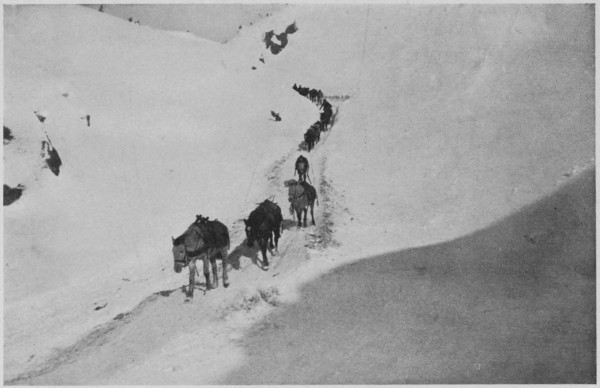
[8,98,343,386]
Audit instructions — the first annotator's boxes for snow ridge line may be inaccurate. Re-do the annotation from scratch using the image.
[5,288,181,385]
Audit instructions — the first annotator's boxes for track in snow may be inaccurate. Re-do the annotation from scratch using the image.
[8,103,344,386]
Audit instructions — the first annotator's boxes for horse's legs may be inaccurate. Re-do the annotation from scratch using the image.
[303,207,308,227]
[203,255,211,290]
[210,255,218,289]
[274,227,280,251]
[310,202,316,225]
[221,248,229,288]
[268,232,274,249]
[187,259,196,299]
[296,208,302,227]
[258,237,269,269]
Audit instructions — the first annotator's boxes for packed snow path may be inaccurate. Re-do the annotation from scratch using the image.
[8,102,342,385]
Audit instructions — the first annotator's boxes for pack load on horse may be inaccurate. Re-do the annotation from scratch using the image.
[244,199,283,270]
[287,179,318,227]
[172,215,230,300]
[294,155,309,183]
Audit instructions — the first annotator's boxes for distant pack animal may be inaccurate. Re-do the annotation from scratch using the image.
[317,90,324,105]
[310,121,321,142]
[320,110,332,131]
[244,199,283,270]
[298,87,309,97]
[304,127,318,152]
[295,155,309,183]
[172,217,230,299]
[288,180,318,227]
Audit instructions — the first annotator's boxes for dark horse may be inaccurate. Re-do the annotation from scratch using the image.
[172,218,230,300]
[288,180,318,227]
[244,199,283,270]
[304,127,318,152]
[310,121,321,143]
[295,155,309,183]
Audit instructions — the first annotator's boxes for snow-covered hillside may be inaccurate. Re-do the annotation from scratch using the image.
[4,4,594,384]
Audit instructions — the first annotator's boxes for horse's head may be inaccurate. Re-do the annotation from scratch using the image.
[244,219,255,247]
[172,237,186,273]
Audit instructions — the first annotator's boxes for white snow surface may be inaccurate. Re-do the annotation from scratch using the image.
[3,4,594,383]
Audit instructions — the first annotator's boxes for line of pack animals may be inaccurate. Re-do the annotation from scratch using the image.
[172,85,329,300]
[293,84,334,152]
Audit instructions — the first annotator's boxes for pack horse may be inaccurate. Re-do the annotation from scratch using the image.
[172,217,230,300]
[288,179,318,227]
[244,199,283,270]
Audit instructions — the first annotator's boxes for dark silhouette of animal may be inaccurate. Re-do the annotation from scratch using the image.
[172,218,230,299]
[288,180,318,227]
[317,90,324,105]
[244,199,283,270]
[298,87,309,97]
[310,121,321,142]
[295,155,309,182]
[320,108,333,131]
[304,127,318,152]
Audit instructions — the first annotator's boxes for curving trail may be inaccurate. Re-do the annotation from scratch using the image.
[8,100,342,386]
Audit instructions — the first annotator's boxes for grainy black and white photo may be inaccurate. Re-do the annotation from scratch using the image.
[3,2,595,384]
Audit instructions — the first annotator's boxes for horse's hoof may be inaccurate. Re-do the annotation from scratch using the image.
[224,282,230,288]
[184,297,192,303]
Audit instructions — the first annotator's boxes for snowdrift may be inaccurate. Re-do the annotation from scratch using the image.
[223,169,595,384]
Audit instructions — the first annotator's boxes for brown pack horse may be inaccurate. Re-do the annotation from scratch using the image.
[288,180,318,227]
[172,219,230,300]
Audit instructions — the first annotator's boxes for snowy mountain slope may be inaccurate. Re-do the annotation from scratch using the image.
[4,3,594,384]
[4,4,317,379]
[324,4,594,254]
